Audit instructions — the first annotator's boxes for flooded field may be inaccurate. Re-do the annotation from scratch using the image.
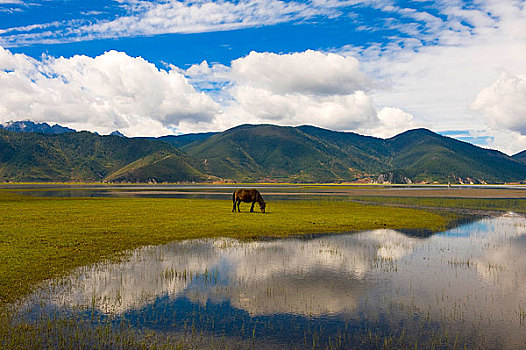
[11,214,526,349]
[2,183,526,200]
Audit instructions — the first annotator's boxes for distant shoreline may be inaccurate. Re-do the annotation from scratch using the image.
[2,182,526,198]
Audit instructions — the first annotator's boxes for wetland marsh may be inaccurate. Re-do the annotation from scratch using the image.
[1,184,526,349]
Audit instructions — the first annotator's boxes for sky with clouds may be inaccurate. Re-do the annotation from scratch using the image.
[1,0,526,154]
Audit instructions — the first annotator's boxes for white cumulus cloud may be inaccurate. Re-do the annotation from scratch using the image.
[226,86,378,130]
[204,50,409,133]
[471,72,526,135]
[0,45,417,138]
[365,106,416,138]
[0,46,219,136]
[229,50,372,96]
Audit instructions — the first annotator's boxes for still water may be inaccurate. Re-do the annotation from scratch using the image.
[17,215,526,348]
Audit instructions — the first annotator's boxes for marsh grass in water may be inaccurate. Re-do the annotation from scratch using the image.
[0,191,449,305]
[0,306,483,350]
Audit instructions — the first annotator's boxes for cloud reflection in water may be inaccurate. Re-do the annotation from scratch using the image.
[19,215,526,348]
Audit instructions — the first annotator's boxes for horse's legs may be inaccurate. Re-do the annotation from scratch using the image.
[237,200,241,212]
[232,200,236,212]
[250,201,255,212]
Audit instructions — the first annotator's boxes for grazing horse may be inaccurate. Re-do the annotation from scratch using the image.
[232,189,266,213]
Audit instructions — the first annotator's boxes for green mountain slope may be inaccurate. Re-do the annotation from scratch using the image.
[155,132,218,149]
[183,125,526,183]
[512,150,526,164]
[0,130,202,182]
[387,129,526,183]
[104,150,211,183]
[182,124,388,182]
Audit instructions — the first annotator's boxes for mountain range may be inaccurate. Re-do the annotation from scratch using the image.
[0,120,76,134]
[0,121,525,184]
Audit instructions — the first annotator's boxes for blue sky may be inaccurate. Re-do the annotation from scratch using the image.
[2,0,441,66]
[1,0,526,154]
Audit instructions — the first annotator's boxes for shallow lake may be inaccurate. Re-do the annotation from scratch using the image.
[15,214,526,348]
[3,183,526,201]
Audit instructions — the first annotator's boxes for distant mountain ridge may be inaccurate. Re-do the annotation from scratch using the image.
[0,120,76,134]
[110,130,126,137]
[0,122,525,183]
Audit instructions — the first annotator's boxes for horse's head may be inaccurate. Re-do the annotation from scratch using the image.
[259,201,266,213]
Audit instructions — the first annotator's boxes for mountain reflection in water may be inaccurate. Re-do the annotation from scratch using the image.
[19,215,526,348]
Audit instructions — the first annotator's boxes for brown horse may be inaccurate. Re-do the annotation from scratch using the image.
[232,189,266,213]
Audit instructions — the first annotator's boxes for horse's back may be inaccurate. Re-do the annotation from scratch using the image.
[234,188,259,201]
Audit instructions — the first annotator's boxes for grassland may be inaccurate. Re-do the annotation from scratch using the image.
[0,190,450,305]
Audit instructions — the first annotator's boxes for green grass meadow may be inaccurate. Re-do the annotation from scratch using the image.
[0,191,450,305]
